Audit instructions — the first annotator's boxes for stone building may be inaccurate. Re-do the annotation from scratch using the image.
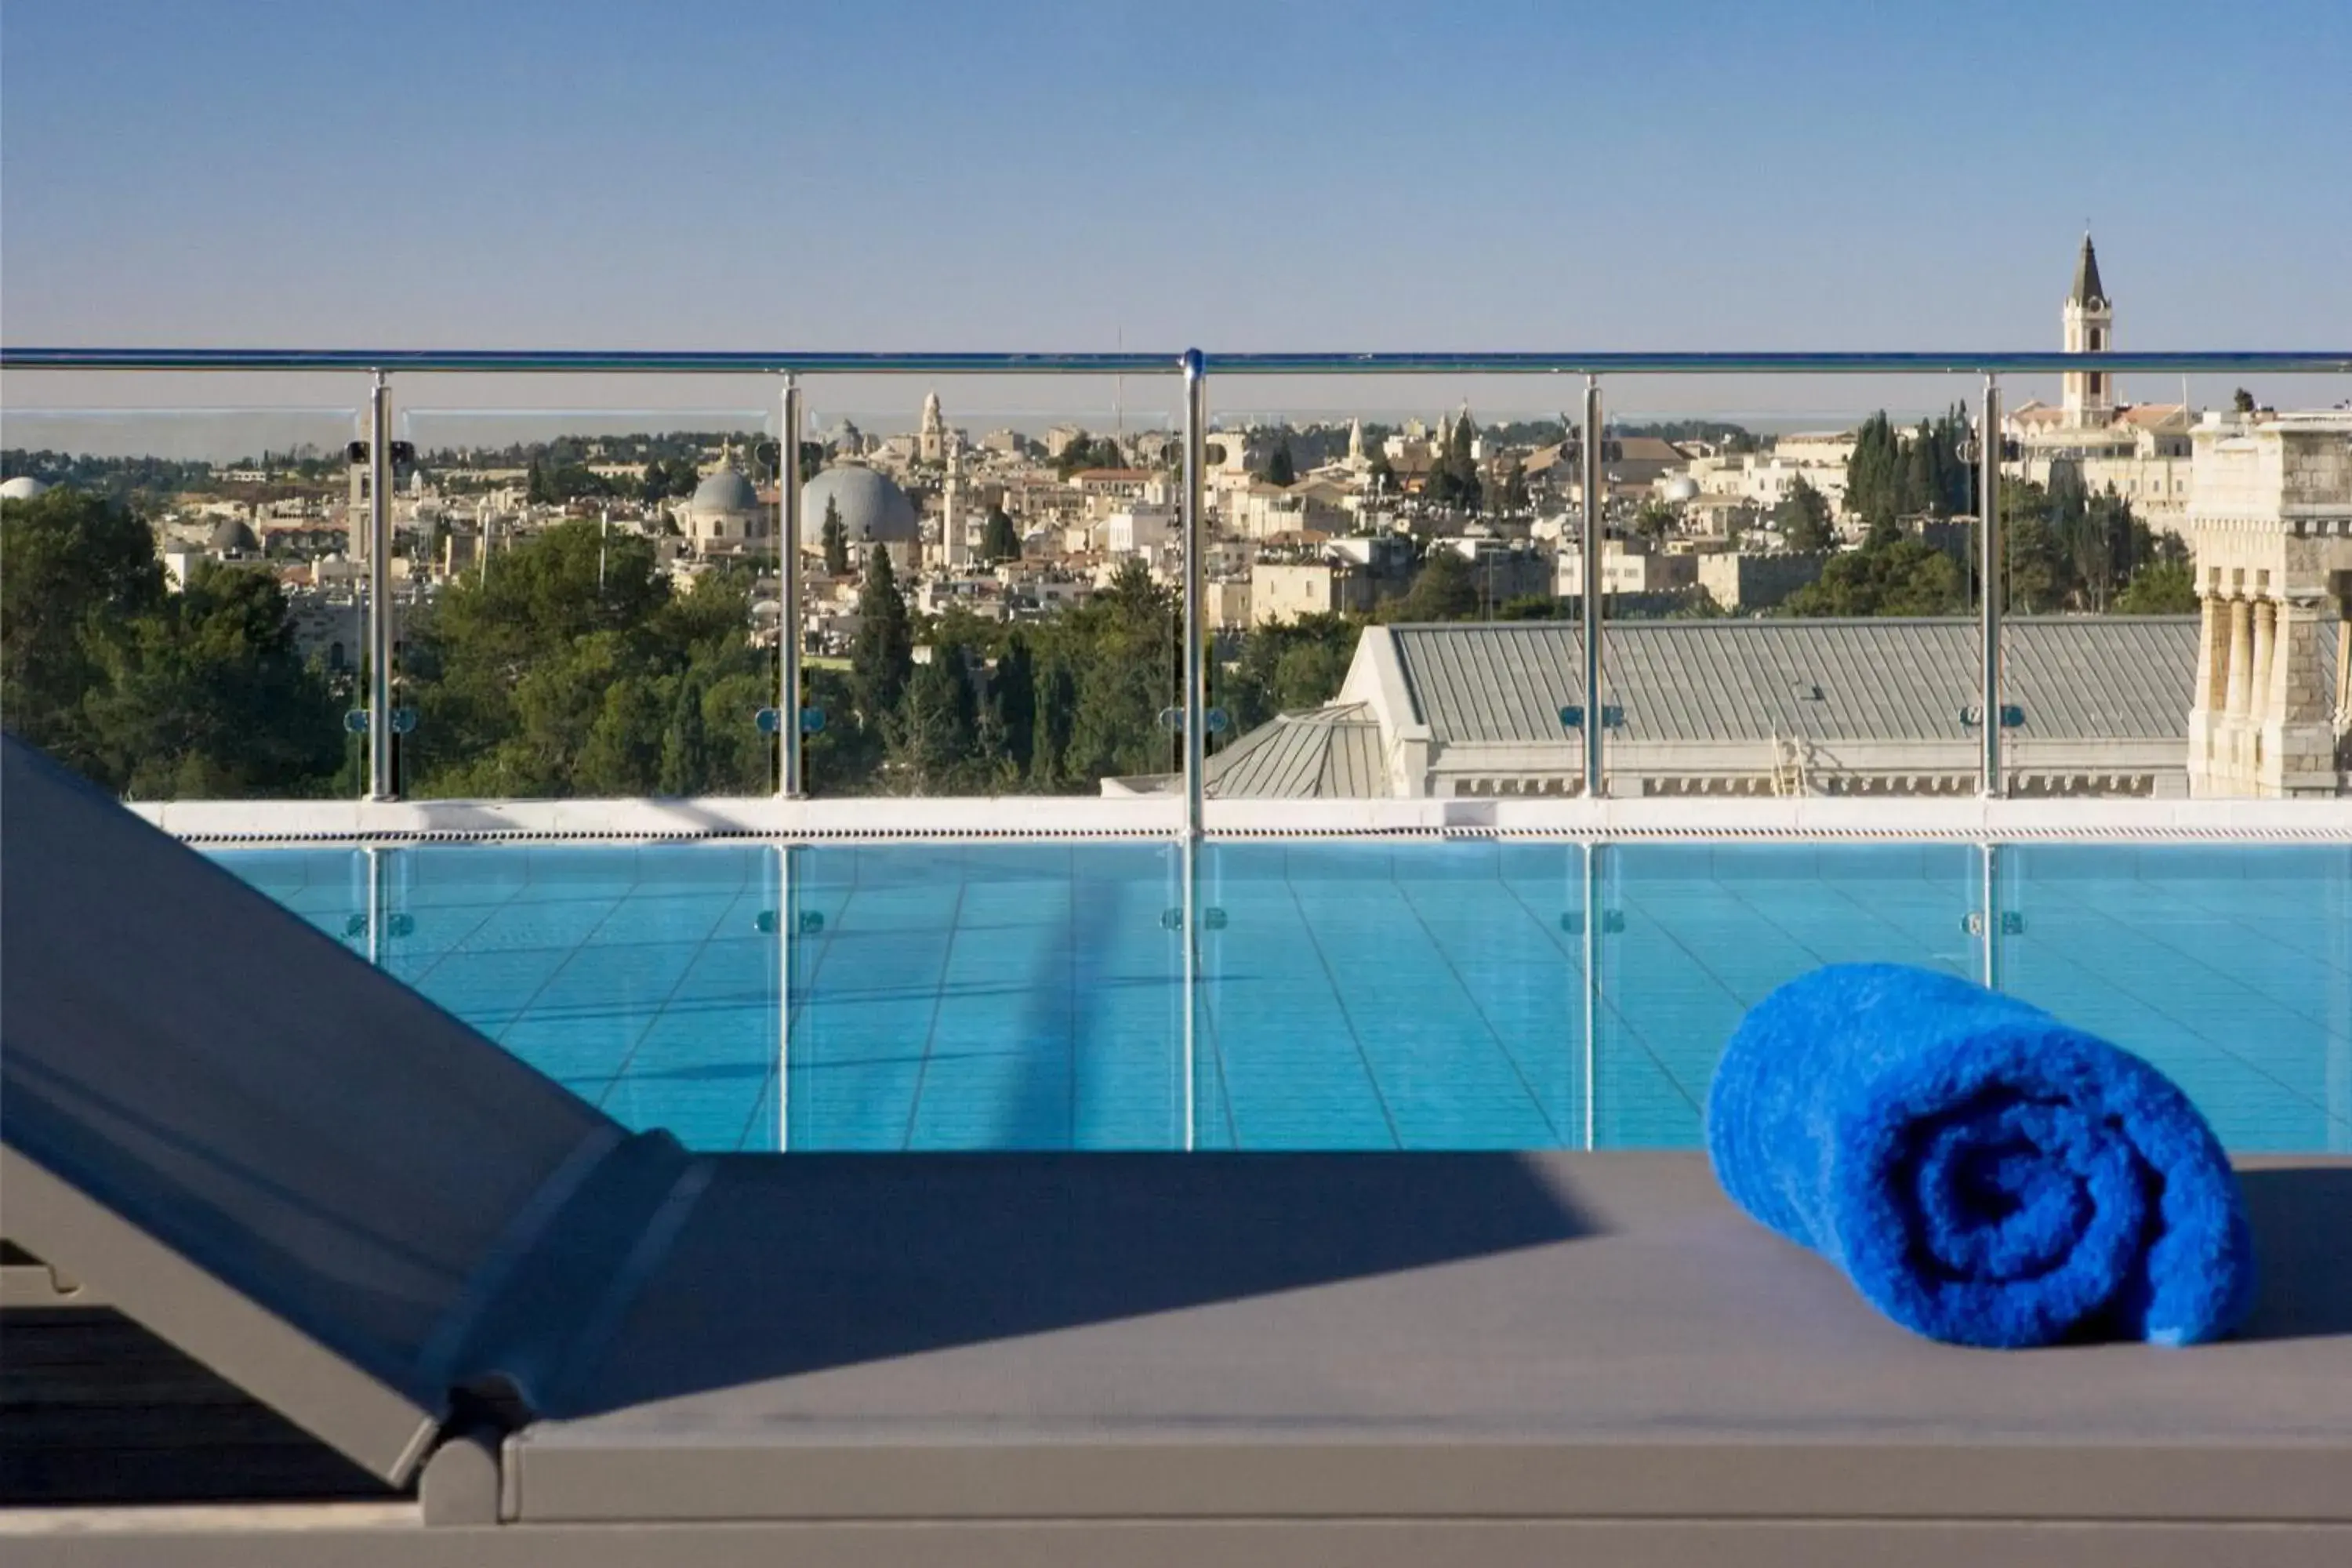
[2003,234,2196,529]
[918,390,949,463]
[2185,412,2352,797]
[676,449,770,553]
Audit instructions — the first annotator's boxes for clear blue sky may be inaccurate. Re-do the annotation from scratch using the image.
[5,0,2347,423]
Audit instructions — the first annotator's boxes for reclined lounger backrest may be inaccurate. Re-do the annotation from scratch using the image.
[0,737,652,1483]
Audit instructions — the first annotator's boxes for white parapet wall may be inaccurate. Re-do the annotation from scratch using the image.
[128,793,2352,844]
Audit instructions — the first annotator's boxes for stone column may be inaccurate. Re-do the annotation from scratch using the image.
[2187,587,2227,795]
[2225,595,2255,718]
[2194,590,2228,712]
[2251,597,2278,720]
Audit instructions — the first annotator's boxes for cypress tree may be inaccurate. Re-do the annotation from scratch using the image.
[996,633,1037,772]
[820,495,849,576]
[981,505,1022,563]
[657,670,711,796]
[1446,412,1482,511]
[1030,657,1076,788]
[849,544,913,725]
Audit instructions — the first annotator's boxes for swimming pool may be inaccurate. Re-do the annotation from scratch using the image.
[212,840,2352,1155]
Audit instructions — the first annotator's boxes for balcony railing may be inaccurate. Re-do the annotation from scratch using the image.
[5,344,2349,831]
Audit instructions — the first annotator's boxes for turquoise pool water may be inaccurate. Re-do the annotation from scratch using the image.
[212,841,2352,1155]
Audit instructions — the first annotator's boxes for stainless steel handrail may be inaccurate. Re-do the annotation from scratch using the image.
[5,347,2350,375]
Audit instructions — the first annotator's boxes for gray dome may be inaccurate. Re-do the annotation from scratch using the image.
[801,463,918,546]
[1,475,53,501]
[209,517,261,553]
[690,466,759,515]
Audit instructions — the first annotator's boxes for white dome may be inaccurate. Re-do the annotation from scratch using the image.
[801,463,918,546]
[1,475,54,501]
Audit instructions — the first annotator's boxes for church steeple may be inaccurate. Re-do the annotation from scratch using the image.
[2069,232,2107,309]
[2062,231,2115,427]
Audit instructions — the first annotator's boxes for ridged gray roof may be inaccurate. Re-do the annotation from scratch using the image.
[1390,618,2205,745]
[1206,702,1385,797]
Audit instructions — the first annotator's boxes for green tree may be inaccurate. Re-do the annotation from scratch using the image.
[1994,473,2157,614]
[397,520,775,800]
[1221,612,1360,735]
[1,488,167,772]
[1844,408,1969,529]
[1366,444,1397,498]
[1058,560,1177,784]
[980,505,1022,563]
[80,561,343,799]
[849,543,913,728]
[1264,438,1298,488]
[1443,414,1482,512]
[886,647,980,794]
[1495,593,1563,620]
[1272,633,1354,708]
[1053,432,1126,480]
[1775,475,1835,552]
[2232,387,2257,415]
[2113,557,2198,615]
[1844,412,1903,528]
[1780,533,1965,618]
[800,666,876,795]
[1029,655,1077,788]
[820,495,850,576]
[1393,549,1480,622]
[1632,495,1678,544]
[1500,456,1530,511]
[656,666,713,796]
[994,633,1038,773]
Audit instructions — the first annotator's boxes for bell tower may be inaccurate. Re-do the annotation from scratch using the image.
[2061,231,2115,428]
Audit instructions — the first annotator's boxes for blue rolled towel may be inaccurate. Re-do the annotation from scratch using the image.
[1705,964,2254,1348]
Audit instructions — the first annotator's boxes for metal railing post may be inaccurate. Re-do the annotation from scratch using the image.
[779,377,804,799]
[367,372,395,802]
[777,843,793,1151]
[1581,378,1606,797]
[1979,841,2002,993]
[1980,376,2004,800]
[1178,350,1207,1151]
[1181,350,1208,837]
[1581,840,1601,1149]
[365,845,385,968]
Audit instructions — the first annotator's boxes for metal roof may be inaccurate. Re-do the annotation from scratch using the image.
[1390,618,2207,746]
[1205,702,1385,798]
